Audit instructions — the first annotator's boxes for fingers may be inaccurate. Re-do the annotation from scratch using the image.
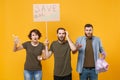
[76,43,82,49]
[37,55,46,61]
[65,31,68,36]
[12,34,20,45]
[44,38,49,46]
[37,56,42,61]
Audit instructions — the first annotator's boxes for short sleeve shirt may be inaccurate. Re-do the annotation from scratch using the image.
[50,41,72,76]
[22,41,45,70]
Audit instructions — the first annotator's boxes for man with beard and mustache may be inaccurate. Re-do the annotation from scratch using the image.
[44,27,77,80]
[75,24,106,80]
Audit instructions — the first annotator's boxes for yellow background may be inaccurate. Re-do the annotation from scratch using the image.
[0,0,120,80]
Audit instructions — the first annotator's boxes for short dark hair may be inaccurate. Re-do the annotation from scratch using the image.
[28,29,41,40]
[57,27,66,33]
[84,24,93,29]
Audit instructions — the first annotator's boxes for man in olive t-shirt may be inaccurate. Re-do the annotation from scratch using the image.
[45,27,77,80]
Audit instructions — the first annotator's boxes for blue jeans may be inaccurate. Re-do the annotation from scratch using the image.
[24,70,42,80]
[79,68,98,80]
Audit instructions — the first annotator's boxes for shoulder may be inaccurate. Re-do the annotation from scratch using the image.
[22,41,31,48]
[77,36,85,39]
[93,36,100,40]
[22,41,30,45]
[76,36,85,41]
[51,40,58,44]
[92,36,102,43]
[38,42,45,48]
[39,42,44,45]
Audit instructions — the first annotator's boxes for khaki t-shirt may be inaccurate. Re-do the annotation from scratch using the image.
[84,38,95,67]
[22,41,45,70]
[50,41,72,76]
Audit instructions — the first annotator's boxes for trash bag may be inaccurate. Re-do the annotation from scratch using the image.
[96,58,109,73]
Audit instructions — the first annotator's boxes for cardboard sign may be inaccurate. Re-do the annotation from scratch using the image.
[33,4,60,22]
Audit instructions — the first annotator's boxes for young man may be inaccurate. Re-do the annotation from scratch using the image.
[45,27,77,80]
[76,24,106,80]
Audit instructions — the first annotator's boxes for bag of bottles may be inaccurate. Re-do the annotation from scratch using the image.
[96,58,109,73]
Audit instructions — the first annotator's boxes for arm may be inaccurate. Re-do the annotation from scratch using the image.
[44,39,53,59]
[38,39,52,60]
[74,42,82,53]
[65,31,77,52]
[37,49,46,61]
[13,35,23,52]
[101,52,106,59]
[99,38,106,59]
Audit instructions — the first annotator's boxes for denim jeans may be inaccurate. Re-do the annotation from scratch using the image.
[24,70,42,80]
[79,68,98,80]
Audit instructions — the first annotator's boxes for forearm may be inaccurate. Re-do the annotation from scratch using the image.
[13,35,23,52]
[101,52,106,59]
[44,45,52,59]
[13,43,23,52]
[66,36,77,52]
[13,43,18,52]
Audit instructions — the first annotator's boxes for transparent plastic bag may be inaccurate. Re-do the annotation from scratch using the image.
[96,58,109,73]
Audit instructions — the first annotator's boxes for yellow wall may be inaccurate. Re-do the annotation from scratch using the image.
[0,0,120,80]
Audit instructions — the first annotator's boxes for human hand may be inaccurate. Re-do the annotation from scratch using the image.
[37,56,42,61]
[12,34,20,45]
[65,31,69,37]
[37,55,46,61]
[76,42,82,49]
[101,52,106,59]
[44,38,49,46]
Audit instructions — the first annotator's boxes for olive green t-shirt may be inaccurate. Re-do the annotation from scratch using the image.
[22,41,45,70]
[50,40,72,76]
[83,38,95,67]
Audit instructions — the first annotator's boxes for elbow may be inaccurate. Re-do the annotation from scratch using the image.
[71,47,77,54]
[42,57,47,60]
[13,47,18,52]
[13,49,17,52]
[44,55,50,59]
[72,50,77,54]
[44,51,52,59]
